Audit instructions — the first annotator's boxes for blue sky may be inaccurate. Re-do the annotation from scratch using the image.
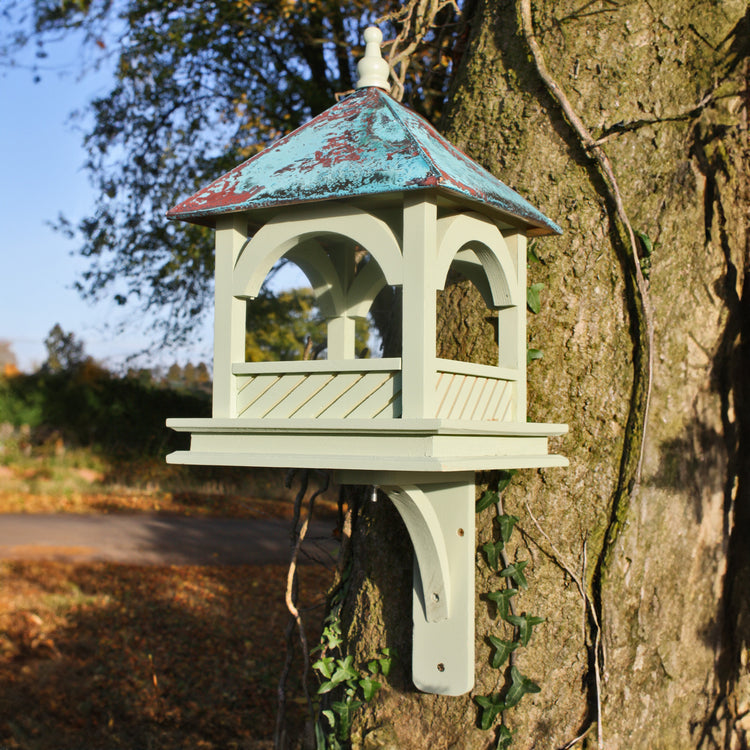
[0,37,216,372]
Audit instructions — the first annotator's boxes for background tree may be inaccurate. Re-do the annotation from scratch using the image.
[0,0,456,347]
[43,324,87,373]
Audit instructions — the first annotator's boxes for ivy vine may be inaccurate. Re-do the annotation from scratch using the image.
[474,472,544,748]
[312,564,392,749]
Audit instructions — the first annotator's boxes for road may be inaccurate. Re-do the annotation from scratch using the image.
[0,514,338,566]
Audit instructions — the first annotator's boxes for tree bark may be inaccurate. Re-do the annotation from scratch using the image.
[337,1,749,747]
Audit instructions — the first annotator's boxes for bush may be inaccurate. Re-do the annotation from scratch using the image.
[0,365,210,459]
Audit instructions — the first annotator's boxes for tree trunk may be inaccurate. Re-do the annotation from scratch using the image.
[336,1,749,747]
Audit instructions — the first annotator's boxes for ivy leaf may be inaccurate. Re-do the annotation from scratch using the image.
[527,282,545,314]
[527,242,541,265]
[496,514,519,544]
[312,656,335,680]
[359,676,381,702]
[488,635,519,669]
[495,470,516,493]
[330,655,359,685]
[482,540,503,571]
[635,230,653,256]
[486,588,518,620]
[331,700,363,740]
[378,648,392,677]
[505,613,545,646]
[503,666,541,709]
[496,724,514,749]
[500,560,529,590]
[527,348,543,364]
[475,694,506,730]
[476,489,498,513]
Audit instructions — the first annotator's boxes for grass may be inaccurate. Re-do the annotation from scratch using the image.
[0,439,339,519]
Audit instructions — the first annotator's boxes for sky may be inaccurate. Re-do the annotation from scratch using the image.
[0,36,216,373]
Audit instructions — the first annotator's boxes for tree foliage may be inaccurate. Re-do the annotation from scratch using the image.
[0,0,461,346]
[244,288,370,362]
[43,324,87,373]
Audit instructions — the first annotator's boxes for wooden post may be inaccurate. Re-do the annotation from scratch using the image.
[501,231,527,422]
[213,214,247,418]
[401,194,437,419]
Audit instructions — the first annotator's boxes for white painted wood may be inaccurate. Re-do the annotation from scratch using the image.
[356,27,390,91]
[401,194,437,419]
[213,214,248,418]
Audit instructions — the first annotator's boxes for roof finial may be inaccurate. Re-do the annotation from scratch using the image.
[355,27,390,91]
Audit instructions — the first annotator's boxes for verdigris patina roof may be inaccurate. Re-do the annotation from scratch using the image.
[167,86,561,236]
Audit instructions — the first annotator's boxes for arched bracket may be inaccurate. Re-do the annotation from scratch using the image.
[340,471,476,696]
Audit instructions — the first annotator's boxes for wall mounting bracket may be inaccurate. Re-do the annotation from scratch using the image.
[336,470,475,695]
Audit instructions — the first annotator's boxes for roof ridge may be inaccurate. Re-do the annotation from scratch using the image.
[378,92,443,186]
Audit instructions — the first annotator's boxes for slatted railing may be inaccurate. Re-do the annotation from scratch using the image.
[231,358,519,421]
[232,359,403,419]
[434,359,518,421]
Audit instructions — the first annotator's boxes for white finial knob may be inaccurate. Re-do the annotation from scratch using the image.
[356,26,390,91]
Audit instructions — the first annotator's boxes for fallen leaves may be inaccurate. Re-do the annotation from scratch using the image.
[0,560,333,749]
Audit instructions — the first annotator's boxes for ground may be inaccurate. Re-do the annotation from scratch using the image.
[0,452,337,749]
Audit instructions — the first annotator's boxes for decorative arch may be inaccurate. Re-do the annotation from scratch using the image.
[435,212,519,308]
[232,204,403,307]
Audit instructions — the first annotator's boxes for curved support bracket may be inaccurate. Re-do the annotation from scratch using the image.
[380,484,452,622]
[379,474,475,696]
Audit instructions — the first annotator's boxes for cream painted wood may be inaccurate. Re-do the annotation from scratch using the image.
[435,212,519,307]
[345,257,388,318]
[502,231,527,420]
[214,214,249,418]
[166,416,568,472]
[401,194,437,419]
[232,204,403,300]
[232,358,402,374]
[167,26,567,697]
[435,358,519,381]
[382,479,475,695]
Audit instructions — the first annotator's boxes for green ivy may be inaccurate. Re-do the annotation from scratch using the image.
[475,474,543,747]
[312,577,392,749]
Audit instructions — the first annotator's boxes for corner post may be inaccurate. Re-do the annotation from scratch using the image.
[501,231,527,422]
[401,194,437,419]
[214,214,247,417]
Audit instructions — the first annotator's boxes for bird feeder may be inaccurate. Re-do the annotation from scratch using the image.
[166,27,567,696]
